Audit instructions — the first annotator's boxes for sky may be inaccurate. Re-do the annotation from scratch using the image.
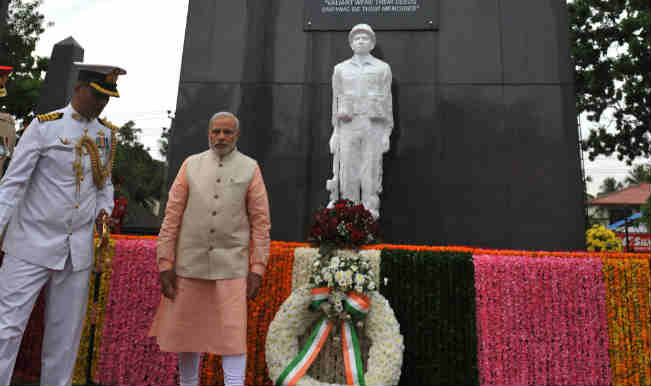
[34,0,189,161]
[32,0,648,195]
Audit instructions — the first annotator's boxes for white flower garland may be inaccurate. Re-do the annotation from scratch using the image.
[266,287,404,386]
[293,248,381,290]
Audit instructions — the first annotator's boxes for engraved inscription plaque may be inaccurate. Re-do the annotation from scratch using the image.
[305,0,438,31]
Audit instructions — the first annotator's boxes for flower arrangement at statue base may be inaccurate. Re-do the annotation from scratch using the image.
[265,200,404,386]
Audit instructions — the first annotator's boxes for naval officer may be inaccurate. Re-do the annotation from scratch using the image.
[0,63,125,386]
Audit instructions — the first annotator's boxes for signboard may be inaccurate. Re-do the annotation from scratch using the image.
[304,0,438,31]
[616,232,651,253]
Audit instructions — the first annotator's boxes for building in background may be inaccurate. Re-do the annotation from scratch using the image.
[588,183,650,252]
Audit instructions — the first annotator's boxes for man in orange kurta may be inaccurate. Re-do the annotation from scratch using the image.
[149,112,271,386]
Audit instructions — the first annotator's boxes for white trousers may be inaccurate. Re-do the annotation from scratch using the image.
[0,254,90,386]
[338,117,384,218]
[179,352,246,386]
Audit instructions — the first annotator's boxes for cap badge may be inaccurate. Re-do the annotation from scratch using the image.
[105,68,120,84]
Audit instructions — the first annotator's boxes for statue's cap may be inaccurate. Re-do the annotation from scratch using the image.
[75,63,126,98]
[349,24,376,43]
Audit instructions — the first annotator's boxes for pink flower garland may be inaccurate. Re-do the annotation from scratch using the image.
[96,239,178,386]
[474,255,611,386]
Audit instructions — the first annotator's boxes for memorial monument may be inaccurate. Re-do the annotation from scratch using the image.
[169,1,585,250]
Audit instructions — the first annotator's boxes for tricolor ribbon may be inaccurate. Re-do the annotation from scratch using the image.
[343,292,370,319]
[275,317,333,386]
[309,287,331,310]
[342,319,365,386]
[276,290,369,386]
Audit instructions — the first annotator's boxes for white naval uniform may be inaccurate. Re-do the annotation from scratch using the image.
[0,104,114,386]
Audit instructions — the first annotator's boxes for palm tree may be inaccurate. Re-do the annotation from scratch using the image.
[599,177,624,196]
[625,164,651,186]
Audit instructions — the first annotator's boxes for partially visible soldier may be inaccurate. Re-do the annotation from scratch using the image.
[0,63,125,386]
[0,65,16,178]
[0,66,12,98]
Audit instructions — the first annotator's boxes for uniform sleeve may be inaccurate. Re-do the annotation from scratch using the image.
[332,66,343,128]
[0,118,43,231]
[96,174,115,219]
[246,164,271,276]
[156,159,190,272]
[382,64,394,128]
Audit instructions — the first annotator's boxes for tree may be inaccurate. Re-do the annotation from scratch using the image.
[598,177,624,196]
[569,0,650,164]
[158,126,170,160]
[0,0,49,121]
[158,110,174,160]
[624,164,651,186]
[112,120,165,211]
[641,196,650,231]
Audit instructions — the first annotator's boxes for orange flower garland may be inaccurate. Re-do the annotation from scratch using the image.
[104,236,651,260]
[370,243,648,259]
[72,240,115,384]
[602,258,651,386]
[109,234,158,240]
[201,241,308,386]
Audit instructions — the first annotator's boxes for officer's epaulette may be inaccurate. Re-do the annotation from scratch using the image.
[98,118,119,132]
[36,112,64,123]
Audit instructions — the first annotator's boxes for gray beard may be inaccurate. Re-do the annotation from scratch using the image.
[208,138,235,157]
[208,138,219,154]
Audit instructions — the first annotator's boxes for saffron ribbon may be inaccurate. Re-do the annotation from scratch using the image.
[276,289,370,386]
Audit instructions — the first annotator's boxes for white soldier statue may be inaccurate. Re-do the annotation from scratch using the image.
[326,23,393,219]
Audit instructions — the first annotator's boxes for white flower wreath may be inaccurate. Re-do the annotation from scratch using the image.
[266,287,404,386]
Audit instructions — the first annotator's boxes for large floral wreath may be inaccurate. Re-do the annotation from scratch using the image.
[266,287,404,386]
[266,200,403,386]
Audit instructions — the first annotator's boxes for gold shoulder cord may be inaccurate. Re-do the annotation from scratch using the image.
[73,123,118,192]
[75,120,119,270]
[94,216,111,272]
